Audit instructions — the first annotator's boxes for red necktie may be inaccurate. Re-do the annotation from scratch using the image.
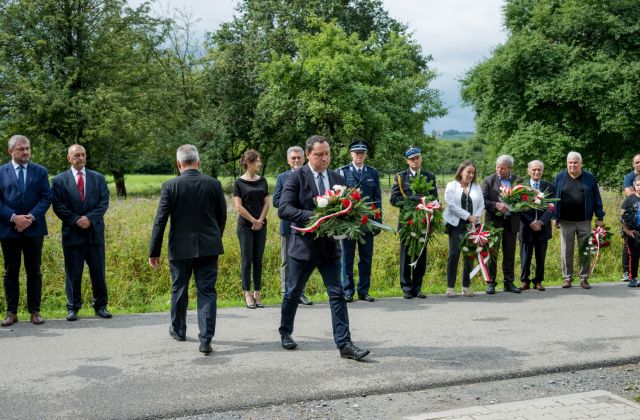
[77,171,85,202]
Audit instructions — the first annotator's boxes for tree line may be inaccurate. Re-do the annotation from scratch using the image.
[1,0,636,196]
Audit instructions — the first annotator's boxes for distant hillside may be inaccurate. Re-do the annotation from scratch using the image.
[431,129,475,141]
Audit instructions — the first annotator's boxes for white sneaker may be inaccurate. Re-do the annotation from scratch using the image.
[622,272,630,282]
[462,287,474,297]
[446,288,456,298]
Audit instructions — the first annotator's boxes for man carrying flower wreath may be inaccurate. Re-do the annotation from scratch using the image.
[481,155,523,295]
[277,135,370,361]
[553,151,605,289]
[338,139,381,303]
[390,146,438,299]
[518,160,555,291]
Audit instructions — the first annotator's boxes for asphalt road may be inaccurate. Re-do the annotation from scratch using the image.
[1,283,638,419]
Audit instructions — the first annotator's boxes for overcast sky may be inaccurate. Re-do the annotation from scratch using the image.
[134,0,507,132]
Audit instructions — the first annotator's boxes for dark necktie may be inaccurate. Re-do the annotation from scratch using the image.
[317,173,326,195]
[77,171,85,202]
[356,168,362,180]
[17,165,25,193]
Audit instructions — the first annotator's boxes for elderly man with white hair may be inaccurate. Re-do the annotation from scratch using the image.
[552,151,605,289]
[481,154,523,295]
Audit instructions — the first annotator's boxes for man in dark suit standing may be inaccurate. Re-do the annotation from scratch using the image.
[149,144,227,354]
[273,145,312,305]
[518,160,555,291]
[0,135,51,326]
[482,154,522,295]
[278,135,369,361]
[338,139,381,303]
[390,147,438,299]
[52,144,111,321]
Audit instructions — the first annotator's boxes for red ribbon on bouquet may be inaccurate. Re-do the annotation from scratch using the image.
[291,199,353,234]
[409,198,441,268]
[588,226,607,275]
[468,223,491,282]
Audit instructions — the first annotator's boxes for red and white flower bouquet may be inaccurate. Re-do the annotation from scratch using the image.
[293,185,391,242]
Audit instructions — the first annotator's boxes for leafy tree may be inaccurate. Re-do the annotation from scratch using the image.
[0,0,167,196]
[203,0,443,174]
[256,20,444,170]
[461,0,640,186]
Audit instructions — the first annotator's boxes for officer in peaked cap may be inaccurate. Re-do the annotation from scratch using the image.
[337,139,381,302]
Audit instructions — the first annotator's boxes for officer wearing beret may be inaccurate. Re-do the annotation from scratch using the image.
[390,147,438,299]
[338,139,381,302]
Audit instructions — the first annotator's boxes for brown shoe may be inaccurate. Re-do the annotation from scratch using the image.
[1,312,18,327]
[562,279,571,288]
[580,280,591,289]
[30,312,45,325]
[519,282,530,290]
[534,283,546,291]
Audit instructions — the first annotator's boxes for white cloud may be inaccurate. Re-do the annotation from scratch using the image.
[129,0,507,131]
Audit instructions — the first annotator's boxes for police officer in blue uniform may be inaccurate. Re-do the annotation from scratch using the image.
[338,139,381,302]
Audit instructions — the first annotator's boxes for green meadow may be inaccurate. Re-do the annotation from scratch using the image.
[4,175,629,319]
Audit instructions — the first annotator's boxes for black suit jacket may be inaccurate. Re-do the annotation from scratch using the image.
[278,164,344,262]
[482,172,521,232]
[149,169,227,261]
[52,168,109,246]
[518,179,554,242]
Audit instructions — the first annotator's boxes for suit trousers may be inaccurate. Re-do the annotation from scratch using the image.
[237,224,267,291]
[399,242,427,294]
[1,236,44,313]
[341,232,374,296]
[169,256,218,345]
[63,243,108,311]
[488,225,518,285]
[446,223,473,288]
[519,240,548,284]
[279,235,289,294]
[279,257,351,348]
[559,220,591,280]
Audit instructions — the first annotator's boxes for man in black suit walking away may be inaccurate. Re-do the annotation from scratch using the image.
[52,144,111,321]
[278,135,369,361]
[518,160,555,291]
[148,144,227,354]
[481,155,522,295]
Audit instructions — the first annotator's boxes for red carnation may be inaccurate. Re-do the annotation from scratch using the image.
[521,194,529,202]
[350,190,361,201]
[480,251,488,258]
[370,203,377,210]
[407,219,414,225]
[360,215,369,225]
[341,198,351,208]
[374,211,381,220]
[422,218,427,225]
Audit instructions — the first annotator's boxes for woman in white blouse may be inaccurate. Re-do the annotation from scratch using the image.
[443,160,485,297]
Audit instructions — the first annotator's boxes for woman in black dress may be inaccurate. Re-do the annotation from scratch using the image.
[233,150,269,308]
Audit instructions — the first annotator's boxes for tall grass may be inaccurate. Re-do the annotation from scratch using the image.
[3,175,628,319]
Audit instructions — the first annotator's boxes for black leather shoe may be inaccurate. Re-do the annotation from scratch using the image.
[94,307,112,318]
[199,342,212,354]
[281,334,297,350]
[358,294,375,302]
[486,283,496,295]
[503,283,522,293]
[299,295,313,305]
[339,341,370,361]
[415,292,427,299]
[345,294,354,302]
[403,291,414,299]
[66,310,78,321]
[169,326,186,341]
